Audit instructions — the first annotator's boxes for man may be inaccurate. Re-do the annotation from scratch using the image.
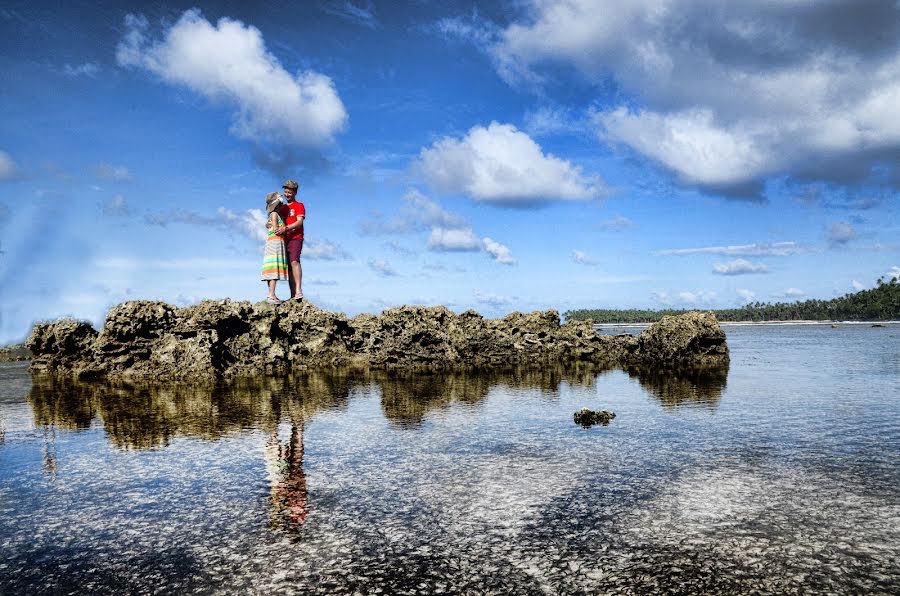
[278,179,306,301]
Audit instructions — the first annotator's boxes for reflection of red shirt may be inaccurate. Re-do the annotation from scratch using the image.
[278,201,306,241]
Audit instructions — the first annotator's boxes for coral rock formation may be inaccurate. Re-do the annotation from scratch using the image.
[27,300,729,381]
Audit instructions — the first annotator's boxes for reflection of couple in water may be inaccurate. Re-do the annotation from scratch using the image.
[265,419,308,529]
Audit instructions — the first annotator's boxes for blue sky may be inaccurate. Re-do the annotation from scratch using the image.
[1,0,899,342]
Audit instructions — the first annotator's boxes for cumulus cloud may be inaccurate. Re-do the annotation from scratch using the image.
[491,0,900,196]
[303,239,350,261]
[851,280,865,291]
[658,242,803,257]
[887,266,900,280]
[482,237,516,265]
[736,289,755,305]
[363,189,517,265]
[712,258,769,275]
[827,221,857,245]
[0,151,21,181]
[92,163,132,182]
[116,9,347,147]
[427,227,481,251]
[571,250,598,265]
[418,122,605,204]
[368,258,397,276]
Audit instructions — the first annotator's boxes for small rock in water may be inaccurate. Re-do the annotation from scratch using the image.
[574,408,616,428]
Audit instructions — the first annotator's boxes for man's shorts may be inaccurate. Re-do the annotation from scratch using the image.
[286,237,303,262]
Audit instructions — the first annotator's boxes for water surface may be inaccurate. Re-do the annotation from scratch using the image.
[1,324,898,594]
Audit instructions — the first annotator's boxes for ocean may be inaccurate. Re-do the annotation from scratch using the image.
[1,323,898,594]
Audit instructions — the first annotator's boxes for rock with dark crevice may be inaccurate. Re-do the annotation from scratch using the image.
[26,300,729,381]
[574,408,616,427]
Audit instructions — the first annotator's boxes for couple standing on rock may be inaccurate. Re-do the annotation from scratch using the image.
[261,179,306,304]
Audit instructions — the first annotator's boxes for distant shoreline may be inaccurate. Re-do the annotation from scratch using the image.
[593,320,900,327]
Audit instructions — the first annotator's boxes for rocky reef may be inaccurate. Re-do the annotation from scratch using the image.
[27,300,729,381]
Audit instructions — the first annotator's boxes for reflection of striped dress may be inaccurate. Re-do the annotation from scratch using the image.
[261,215,289,281]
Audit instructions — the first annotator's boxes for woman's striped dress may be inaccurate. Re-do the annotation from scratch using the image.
[261,214,289,281]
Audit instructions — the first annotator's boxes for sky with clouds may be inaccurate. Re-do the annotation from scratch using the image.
[1,0,898,342]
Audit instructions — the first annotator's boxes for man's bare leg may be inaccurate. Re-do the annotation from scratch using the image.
[292,260,303,299]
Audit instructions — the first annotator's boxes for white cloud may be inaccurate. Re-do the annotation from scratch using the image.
[117,9,347,147]
[677,290,717,305]
[851,280,865,291]
[474,290,510,308]
[432,12,498,47]
[736,289,755,305]
[0,151,20,181]
[651,290,673,306]
[368,258,397,276]
[712,259,769,276]
[303,239,350,261]
[102,194,130,217]
[888,266,900,281]
[427,227,481,251]
[361,188,467,235]
[366,190,517,265]
[781,288,805,299]
[217,207,268,243]
[93,163,132,182]
[492,0,900,193]
[599,215,634,231]
[321,1,379,29]
[144,206,268,243]
[63,62,100,77]
[827,222,856,245]
[659,242,803,257]
[571,250,598,266]
[653,289,717,306]
[418,122,605,204]
[482,237,516,265]
[596,107,772,187]
[523,105,582,137]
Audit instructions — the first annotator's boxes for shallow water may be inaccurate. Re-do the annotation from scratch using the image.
[1,324,899,594]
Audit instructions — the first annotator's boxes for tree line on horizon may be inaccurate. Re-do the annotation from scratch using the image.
[564,277,900,323]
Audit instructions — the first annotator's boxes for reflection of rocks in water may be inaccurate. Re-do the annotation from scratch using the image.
[26,374,349,450]
[26,363,619,444]
[377,370,494,426]
[266,421,308,532]
[628,364,729,408]
[379,363,616,426]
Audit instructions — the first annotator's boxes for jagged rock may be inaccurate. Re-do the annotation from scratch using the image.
[29,319,98,374]
[574,408,616,427]
[26,301,728,381]
[627,311,729,368]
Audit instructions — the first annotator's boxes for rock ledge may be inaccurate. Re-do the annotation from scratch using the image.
[28,301,729,381]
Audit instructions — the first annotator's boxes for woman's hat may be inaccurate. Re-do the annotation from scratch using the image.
[266,192,282,213]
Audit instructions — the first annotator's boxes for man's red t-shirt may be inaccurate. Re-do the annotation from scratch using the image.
[278,201,306,241]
